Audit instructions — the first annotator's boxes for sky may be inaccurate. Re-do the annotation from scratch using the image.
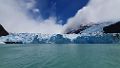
[30,0,89,24]
[1,0,120,34]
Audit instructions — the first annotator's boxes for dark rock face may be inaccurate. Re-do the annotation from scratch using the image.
[0,24,9,36]
[103,21,120,33]
[66,25,91,34]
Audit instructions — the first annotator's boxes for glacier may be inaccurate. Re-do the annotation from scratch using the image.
[0,22,120,44]
[0,33,120,44]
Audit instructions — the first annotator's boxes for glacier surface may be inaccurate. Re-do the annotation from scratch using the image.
[0,33,120,44]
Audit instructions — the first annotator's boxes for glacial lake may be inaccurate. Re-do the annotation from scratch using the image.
[0,44,120,68]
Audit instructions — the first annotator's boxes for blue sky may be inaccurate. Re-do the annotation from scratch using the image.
[33,0,89,24]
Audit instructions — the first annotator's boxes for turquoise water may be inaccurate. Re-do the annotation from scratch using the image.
[0,44,120,68]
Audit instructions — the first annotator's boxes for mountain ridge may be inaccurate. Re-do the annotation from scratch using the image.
[0,24,9,37]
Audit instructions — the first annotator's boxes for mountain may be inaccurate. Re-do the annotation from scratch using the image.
[0,24,9,36]
[66,21,120,34]
[66,25,92,34]
[0,21,120,44]
[103,21,120,33]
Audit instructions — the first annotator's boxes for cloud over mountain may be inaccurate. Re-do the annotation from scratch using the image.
[63,0,120,33]
[0,0,63,34]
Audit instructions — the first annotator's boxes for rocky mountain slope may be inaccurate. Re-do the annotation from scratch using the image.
[0,24,9,36]
[66,21,120,34]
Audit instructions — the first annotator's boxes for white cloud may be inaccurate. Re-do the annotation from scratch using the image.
[63,0,120,33]
[33,8,40,13]
[0,0,63,34]
[26,0,36,10]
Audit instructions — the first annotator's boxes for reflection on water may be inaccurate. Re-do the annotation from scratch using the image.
[0,44,120,68]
